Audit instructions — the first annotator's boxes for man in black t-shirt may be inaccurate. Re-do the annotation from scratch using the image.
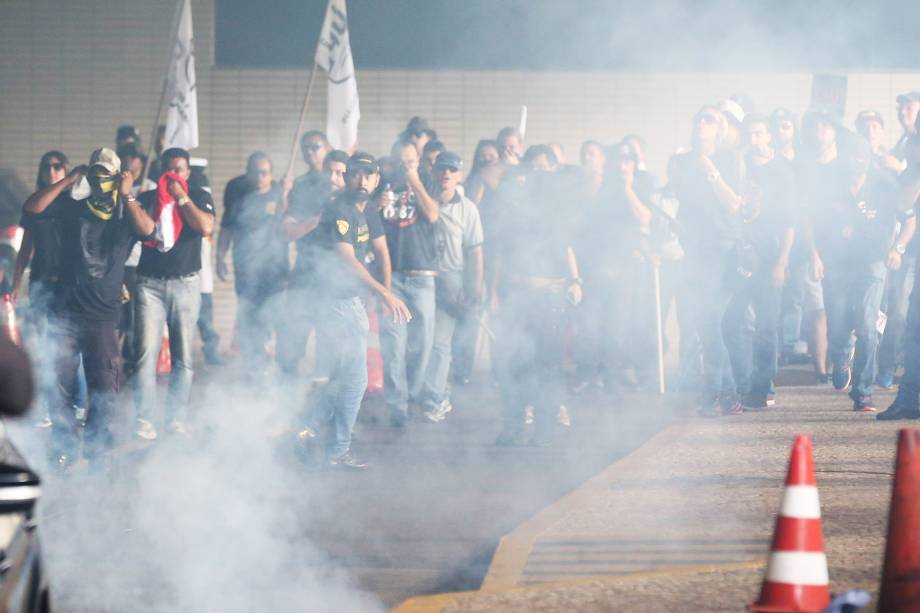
[812,140,915,412]
[668,105,745,417]
[377,141,440,426]
[133,148,215,440]
[217,152,288,378]
[724,114,796,410]
[277,148,348,377]
[22,147,155,469]
[299,153,410,471]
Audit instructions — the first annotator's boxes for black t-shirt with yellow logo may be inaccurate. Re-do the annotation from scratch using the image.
[313,195,384,299]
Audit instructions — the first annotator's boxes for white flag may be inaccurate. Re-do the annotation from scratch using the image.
[164,0,199,150]
[315,0,360,151]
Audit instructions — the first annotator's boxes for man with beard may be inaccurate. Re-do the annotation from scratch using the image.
[300,152,410,470]
[377,142,440,426]
[724,114,796,411]
[492,145,582,445]
[23,147,155,469]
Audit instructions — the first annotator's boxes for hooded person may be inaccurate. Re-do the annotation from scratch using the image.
[21,147,155,470]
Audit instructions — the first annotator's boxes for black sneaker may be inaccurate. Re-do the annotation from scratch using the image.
[832,364,852,391]
[816,373,830,385]
[877,400,920,421]
[852,397,876,413]
[328,450,369,471]
[742,394,769,412]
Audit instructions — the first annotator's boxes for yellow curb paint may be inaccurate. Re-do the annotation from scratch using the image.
[480,422,692,591]
[391,559,766,613]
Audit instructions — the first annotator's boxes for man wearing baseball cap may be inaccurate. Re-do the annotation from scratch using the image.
[299,152,410,470]
[22,147,155,470]
[855,109,904,175]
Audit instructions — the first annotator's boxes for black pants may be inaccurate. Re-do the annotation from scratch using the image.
[494,288,567,438]
[48,315,120,460]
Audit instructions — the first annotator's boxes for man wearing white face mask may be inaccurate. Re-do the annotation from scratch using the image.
[22,147,155,471]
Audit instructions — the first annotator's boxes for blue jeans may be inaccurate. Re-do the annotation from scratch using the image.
[686,250,736,404]
[824,261,887,401]
[134,273,201,426]
[276,286,325,378]
[308,297,369,458]
[380,274,436,415]
[896,261,920,404]
[724,275,781,397]
[420,304,458,410]
[879,256,916,376]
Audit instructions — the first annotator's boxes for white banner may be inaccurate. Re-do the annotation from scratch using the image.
[315,0,360,151]
[164,0,199,150]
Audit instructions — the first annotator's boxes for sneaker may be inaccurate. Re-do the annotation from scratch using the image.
[832,364,852,391]
[524,406,535,425]
[722,400,744,416]
[36,417,53,429]
[557,405,571,427]
[766,392,776,407]
[136,418,158,441]
[876,369,895,389]
[423,400,453,423]
[389,410,407,428]
[877,399,920,420]
[297,425,319,440]
[327,450,369,471]
[742,394,768,412]
[698,399,722,418]
[852,398,876,413]
[815,373,830,385]
[168,420,188,435]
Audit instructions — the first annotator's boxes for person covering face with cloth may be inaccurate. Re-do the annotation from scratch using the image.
[22,147,155,471]
[133,147,215,441]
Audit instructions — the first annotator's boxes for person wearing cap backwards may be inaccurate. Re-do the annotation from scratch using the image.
[132,147,215,441]
[490,145,581,445]
[417,151,484,424]
[300,152,410,470]
[723,114,796,411]
[22,147,155,470]
[811,137,915,413]
[277,147,349,379]
[891,92,920,168]
[667,105,745,417]
[375,141,441,426]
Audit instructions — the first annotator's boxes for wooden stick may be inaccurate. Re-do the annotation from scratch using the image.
[654,264,665,395]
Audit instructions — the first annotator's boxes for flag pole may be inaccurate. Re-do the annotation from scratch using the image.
[284,0,332,181]
[142,0,186,187]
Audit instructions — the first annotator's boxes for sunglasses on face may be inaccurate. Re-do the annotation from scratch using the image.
[256,169,271,176]
[304,143,324,152]
[41,162,65,171]
[436,166,460,174]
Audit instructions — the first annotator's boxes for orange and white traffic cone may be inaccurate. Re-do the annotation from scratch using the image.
[878,428,920,612]
[365,308,383,394]
[751,434,830,612]
[1,293,20,345]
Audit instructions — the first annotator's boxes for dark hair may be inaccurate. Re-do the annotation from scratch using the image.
[743,113,771,130]
[497,126,522,143]
[245,151,272,176]
[36,150,69,189]
[523,144,558,167]
[580,140,604,157]
[300,130,329,149]
[324,149,349,168]
[470,140,500,176]
[422,139,446,157]
[160,147,190,168]
[622,133,647,149]
[117,143,147,165]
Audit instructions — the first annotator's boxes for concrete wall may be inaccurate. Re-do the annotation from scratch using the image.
[2,0,919,339]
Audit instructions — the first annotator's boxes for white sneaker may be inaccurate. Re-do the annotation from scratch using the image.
[424,400,453,423]
[168,420,188,435]
[557,405,571,427]
[524,406,535,425]
[136,418,158,441]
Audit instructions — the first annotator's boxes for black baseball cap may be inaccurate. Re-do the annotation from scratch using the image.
[434,151,463,170]
[116,125,139,143]
[896,91,920,107]
[346,151,379,174]
[609,141,638,163]
[326,149,349,165]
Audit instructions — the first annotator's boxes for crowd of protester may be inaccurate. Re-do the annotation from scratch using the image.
[9,89,920,472]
